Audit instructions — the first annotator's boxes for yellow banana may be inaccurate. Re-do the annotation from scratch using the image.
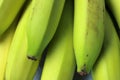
[105,0,120,29]
[5,2,39,80]
[74,0,105,75]
[0,0,25,36]
[26,0,65,60]
[92,10,120,80]
[41,0,76,80]
[0,18,17,80]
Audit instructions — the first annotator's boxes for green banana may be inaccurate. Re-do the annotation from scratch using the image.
[105,0,120,29]
[41,0,75,80]
[5,2,39,80]
[0,0,25,36]
[0,19,17,80]
[26,0,65,60]
[73,0,105,75]
[92,10,120,80]
[27,62,40,80]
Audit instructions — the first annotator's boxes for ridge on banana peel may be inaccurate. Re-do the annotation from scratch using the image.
[92,10,120,80]
[0,18,17,80]
[0,0,25,36]
[5,2,39,80]
[74,0,105,75]
[41,0,76,80]
[105,0,120,29]
[26,0,65,60]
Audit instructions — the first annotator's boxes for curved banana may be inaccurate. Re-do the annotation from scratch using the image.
[73,0,105,75]
[0,19,17,80]
[26,0,65,60]
[105,0,120,29]
[0,0,25,36]
[5,2,39,80]
[92,10,120,80]
[41,0,76,80]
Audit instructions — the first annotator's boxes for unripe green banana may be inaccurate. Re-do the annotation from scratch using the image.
[0,0,25,36]
[92,10,120,80]
[27,62,40,80]
[5,2,39,80]
[26,0,65,60]
[0,18,17,80]
[105,0,120,29]
[41,0,76,80]
[73,0,105,75]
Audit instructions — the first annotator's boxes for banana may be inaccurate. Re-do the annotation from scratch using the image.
[73,0,105,75]
[27,62,40,80]
[105,0,120,29]
[0,0,25,36]
[92,10,120,80]
[5,2,39,80]
[26,0,65,60]
[0,18,17,80]
[41,0,76,80]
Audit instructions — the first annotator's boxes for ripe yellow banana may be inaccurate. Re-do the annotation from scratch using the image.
[0,19,17,80]
[5,2,39,80]
[92,10,120,80]
[0,0,25,36]
[73,0,105,75]
[41,0,76,80]
[105,0,120,29]
[26,0,65,60]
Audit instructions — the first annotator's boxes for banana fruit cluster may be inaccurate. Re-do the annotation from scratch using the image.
[0,0,120,80]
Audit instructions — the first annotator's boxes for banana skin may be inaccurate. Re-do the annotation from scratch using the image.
[5,2,39,80]
[92,10,120,80]
[0,0,25,36]
[105,0,120,29]
[26,0,65,60]
[74,0,105,75]
[0,18,17,80]
[41,0,76,80]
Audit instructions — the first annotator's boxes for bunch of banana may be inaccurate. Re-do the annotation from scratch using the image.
[0,0,25,36]
[0,0,119,79]
[92,10,120,80]
[105,0,120,29]
[26,0,65,60]
[5,2,39,80]
[73,0,105,75]
[0,18,17,80]
[41,0,76,80]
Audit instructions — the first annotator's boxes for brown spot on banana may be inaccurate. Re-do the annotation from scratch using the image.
[27,56,37,61]
[86,54,88,57]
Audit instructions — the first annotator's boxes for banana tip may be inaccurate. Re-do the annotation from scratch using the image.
[79,71,87,76]
[27,56,37,61]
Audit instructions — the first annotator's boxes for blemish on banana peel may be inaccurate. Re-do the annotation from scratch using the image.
[86,54,88,57]
[27,56,37,61]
